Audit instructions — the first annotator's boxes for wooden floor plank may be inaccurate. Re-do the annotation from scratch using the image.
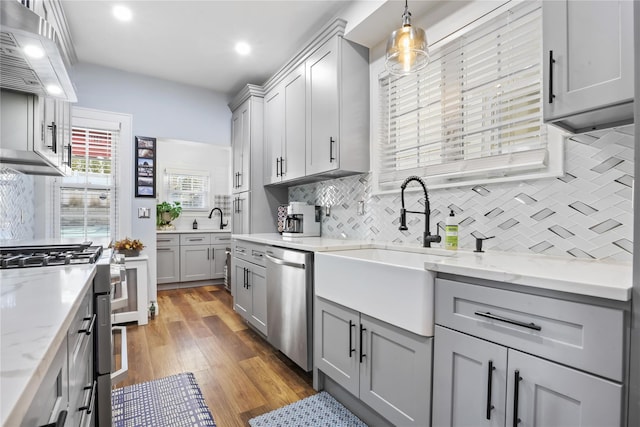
[117,284,314,425]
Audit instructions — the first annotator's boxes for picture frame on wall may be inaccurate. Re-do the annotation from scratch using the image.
[134,136,156,197]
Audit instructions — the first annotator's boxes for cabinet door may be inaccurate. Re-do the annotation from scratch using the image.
[233,258,252,318]
[314,298,360,396]
[157,246,180,284]
[57,100,72,175]
[180,245,211,282]
[306,37,339,175]
[249,264,268,336]
[282,64,306,181]
[231,192,250,235]
[231,100,250,193]
[35,96,60,167]
[506,350,622,427]
[359,314,432,427]
[543,0,633,122]
[264,85,284,184]
[211,245,227,280]
[432,326,507,427]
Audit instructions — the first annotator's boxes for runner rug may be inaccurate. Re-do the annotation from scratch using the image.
[111,372,216,426]
[248,391,367,427]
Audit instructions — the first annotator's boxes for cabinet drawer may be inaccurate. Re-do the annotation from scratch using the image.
[435,278,624,381]
[180,233,211,245]
[233,240,266,267]
[156,234,180,247]
[211,233,232,244]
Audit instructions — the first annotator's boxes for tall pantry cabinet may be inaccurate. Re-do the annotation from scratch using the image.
[229,85,287,235]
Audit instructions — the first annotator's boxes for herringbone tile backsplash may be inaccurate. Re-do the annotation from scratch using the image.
[0,167,35,241]
[290,126,634,262]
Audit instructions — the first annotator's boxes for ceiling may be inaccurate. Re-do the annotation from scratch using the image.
[60,1,356,99]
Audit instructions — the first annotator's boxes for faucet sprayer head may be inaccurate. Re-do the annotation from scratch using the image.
[399,208,408,230]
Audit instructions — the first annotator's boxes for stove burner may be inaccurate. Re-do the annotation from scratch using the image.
[0,245,103,269]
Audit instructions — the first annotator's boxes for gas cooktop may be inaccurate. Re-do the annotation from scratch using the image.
[0,242,103,269]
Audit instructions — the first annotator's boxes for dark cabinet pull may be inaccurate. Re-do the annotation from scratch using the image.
[67,143,72,167]
[237,171,242,188]
[359,324,366,363]
[280,156,284,176]
[348,320,355,358]
[486,360,495,420]
[47,122,57,153]
[548,50,556,104]
[207,248,210,260]
[79,381,96,414]
[244,268,250,289]
[78,314,96,335]
[474,311,541,331]
[276,158,281,177]
[513,370,522,427]
[41,410,67,427]
[329,137,336,162]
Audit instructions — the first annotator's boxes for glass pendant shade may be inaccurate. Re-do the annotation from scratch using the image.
[385,2,429,76]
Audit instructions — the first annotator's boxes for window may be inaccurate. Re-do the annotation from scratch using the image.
[166,169,210,210]
[57,127,118,240]
[376,1,562,192]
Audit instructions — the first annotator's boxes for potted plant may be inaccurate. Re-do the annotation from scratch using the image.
[113,237,145,257]
[157,201,182,228]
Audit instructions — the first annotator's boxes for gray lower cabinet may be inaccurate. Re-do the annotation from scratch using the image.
[157,235,180,284]
[158,233,230,284]
[315,297,432,426]
[433,326,622,427]
[433,278,624,427]
[233,257,267,336]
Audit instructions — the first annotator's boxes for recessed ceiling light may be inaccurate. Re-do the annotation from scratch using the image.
[23,44,44,59]
[113,5,132,22]
[46,85,63,95]
[235,42,251,56]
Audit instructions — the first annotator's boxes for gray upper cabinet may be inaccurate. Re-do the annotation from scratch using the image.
[305,34,369,177]
[315,297,432,426]
[542,0,634,133]
[264,65,307,185]
[231,98,251,193]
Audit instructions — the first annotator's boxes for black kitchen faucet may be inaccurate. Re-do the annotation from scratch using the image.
[208,207,228,229]
[399,176,441,248]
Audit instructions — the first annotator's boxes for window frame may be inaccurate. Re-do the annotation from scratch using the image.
[371,0,565,195]
[164,168,211,211]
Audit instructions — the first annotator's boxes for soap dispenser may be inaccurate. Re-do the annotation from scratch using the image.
[193,219,198,230]
[445,210,458,250]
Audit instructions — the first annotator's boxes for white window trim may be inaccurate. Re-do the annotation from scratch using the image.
[46,107,133,240]
[369,0,567,195]
[164,168,211,211]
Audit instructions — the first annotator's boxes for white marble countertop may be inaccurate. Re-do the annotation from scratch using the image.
[1,265,96,427]
[157,229,231,234]
[232,234,632,301]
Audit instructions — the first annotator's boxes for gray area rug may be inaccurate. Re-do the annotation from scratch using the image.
[112,372,216,426]
[249,391,367,427]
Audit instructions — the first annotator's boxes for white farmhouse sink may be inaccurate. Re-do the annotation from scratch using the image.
[315,248,451,337]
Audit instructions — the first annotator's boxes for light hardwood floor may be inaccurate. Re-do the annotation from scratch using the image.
[114,284,315,426]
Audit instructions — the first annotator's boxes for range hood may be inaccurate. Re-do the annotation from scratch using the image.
[0,0,76,102]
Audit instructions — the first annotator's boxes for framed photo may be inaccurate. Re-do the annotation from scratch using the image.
[134,136,156,197]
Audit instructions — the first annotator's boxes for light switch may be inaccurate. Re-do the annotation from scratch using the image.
[138,207,150,218]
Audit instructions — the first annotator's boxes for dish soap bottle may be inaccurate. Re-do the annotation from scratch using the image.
[193,219,198,230]
[445,210,458,250]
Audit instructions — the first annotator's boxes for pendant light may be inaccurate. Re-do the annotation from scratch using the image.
[385,0,429,76]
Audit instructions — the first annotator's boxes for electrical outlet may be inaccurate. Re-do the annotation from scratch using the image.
[138,207,150,218]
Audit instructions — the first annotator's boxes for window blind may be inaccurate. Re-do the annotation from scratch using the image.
[166,169,210,210]
[58,126,118,240]
[378,1,547,191]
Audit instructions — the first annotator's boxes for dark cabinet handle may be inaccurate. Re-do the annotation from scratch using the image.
[474,311,541,331]
[207,248,210,260]
[486,360,495,420]
[348,320,355,358]
[276,158,281,177]
[79,381,96,414]
[329,137,336,162]
[359,324,366,363]
[67,143,72,167]
[513,370,522,427]
[47,122,57,153]
[280,156,284,176]
[548,50,556,104]
[237,172,242,188]
[78,314,96,335]
[40,410,67,427]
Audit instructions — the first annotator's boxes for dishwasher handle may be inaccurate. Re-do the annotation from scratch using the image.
[265,253,305,269]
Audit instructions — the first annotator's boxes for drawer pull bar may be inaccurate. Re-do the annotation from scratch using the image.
[78,314,96,335]
[486,360,495,420]
[474,311,542,331]
[359,324,366,363]
[513,370,522,427]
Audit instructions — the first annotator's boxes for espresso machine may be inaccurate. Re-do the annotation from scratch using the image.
[282,202,321,237]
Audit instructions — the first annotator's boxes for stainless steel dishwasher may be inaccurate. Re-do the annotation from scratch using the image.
[265,246,313,371]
